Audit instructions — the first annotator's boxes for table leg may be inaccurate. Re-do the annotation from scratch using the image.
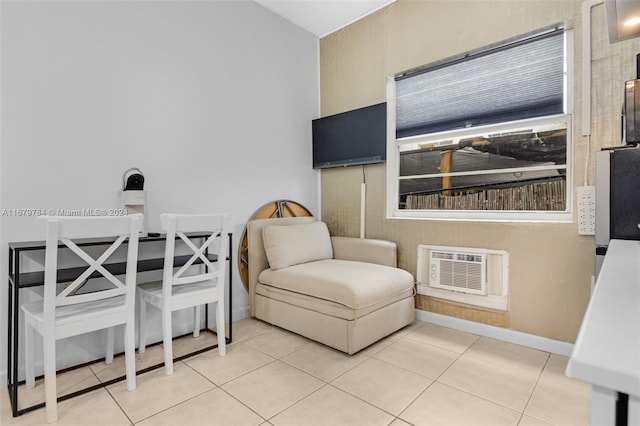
[8,248,20,416]
[617,392,629,426]
[228,233,232,343]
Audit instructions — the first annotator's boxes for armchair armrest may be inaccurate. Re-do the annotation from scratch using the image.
[330,236,397,267]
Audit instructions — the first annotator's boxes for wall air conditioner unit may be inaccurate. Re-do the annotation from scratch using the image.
[417,244,509,311]
[428,249,487,295]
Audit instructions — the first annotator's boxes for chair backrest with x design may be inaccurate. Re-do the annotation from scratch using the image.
[40,214,143,332]
[160,213,229,299]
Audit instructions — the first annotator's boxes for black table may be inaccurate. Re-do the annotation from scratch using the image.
[6,232,233,417]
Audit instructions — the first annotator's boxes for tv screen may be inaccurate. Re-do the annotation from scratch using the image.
[312,102,387,169]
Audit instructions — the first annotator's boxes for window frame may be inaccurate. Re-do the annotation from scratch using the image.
[386,27,574,223]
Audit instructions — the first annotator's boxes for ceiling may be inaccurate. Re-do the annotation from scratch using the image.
[254,0,395,38]
[257,0,640,41]
[605,0,640,43]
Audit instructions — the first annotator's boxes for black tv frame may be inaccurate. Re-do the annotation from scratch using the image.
[312,102,387,169]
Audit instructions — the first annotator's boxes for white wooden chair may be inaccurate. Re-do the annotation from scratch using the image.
[138,213,229,375]
[21,214,142,423]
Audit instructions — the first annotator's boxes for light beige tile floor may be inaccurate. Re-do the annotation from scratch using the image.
[1,318,590,426]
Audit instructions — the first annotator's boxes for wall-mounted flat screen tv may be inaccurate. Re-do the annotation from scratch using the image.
[312,102,387,169]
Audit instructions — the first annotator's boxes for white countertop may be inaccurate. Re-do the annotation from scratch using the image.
[566,239,640,396]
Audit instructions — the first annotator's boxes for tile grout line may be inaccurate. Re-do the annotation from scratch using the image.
[131,360,252,425]
[433,366,538,418]
[209,320,582,425]
[180,337,314,424]
[436,345,551,423]
[106,357,211,425]
[178,337,275,424]
[323,382,402,421]
[260,344,402,422]
[372,335,470,379]
[51,319,577,426]
[214,327,396,423]
[104,380,137,425]
[182,344,284,387]
[393,332,480,424]
[215,385,269,424]
[249,321,481,424]
[254,337,339,423]
[517,352,554,426]
[414,333,541,422]
[264,382,332,423]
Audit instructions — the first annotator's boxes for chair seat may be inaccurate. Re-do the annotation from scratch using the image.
[138,281,217,300]
[22,296,126,326]
[138,280,218,306]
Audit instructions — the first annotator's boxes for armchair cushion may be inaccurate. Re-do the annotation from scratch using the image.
[258,259,414,312]
[263,221,333,270]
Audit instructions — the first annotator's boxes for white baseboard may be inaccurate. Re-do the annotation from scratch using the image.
[415,309,574,356]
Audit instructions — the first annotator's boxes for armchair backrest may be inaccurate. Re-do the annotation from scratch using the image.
[246,216,316,315]
[330,236,397,267]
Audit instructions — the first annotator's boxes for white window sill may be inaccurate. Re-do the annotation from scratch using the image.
[389,209,573,223]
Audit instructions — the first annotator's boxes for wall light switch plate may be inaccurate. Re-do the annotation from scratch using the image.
[577,186,596,235]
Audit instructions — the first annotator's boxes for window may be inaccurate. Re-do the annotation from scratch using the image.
[386,26,573,222]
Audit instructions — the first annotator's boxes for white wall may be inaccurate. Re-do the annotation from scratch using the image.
[0,0,319,385]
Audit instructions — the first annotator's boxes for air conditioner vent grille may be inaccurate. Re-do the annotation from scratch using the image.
[429,250,487,295]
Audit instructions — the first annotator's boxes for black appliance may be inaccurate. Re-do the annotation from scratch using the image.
[312,102,386,169]
[595,146,640,275]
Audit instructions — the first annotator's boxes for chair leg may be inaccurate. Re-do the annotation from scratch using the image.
[216,301,226,356]
[124,322,136,391]
[162,308,173,375]
[193,305,200,337]
[43,334,57,423]
[105,327,114,364]
[25,321,35,389]
[138,299,146,353]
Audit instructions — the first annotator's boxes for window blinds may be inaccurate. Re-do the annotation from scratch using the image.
[395,30,565,138]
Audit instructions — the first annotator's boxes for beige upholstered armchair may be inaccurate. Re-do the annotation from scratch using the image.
[247,216,415,354]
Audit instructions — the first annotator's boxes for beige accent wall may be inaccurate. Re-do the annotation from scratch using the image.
[319,0,640,343]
